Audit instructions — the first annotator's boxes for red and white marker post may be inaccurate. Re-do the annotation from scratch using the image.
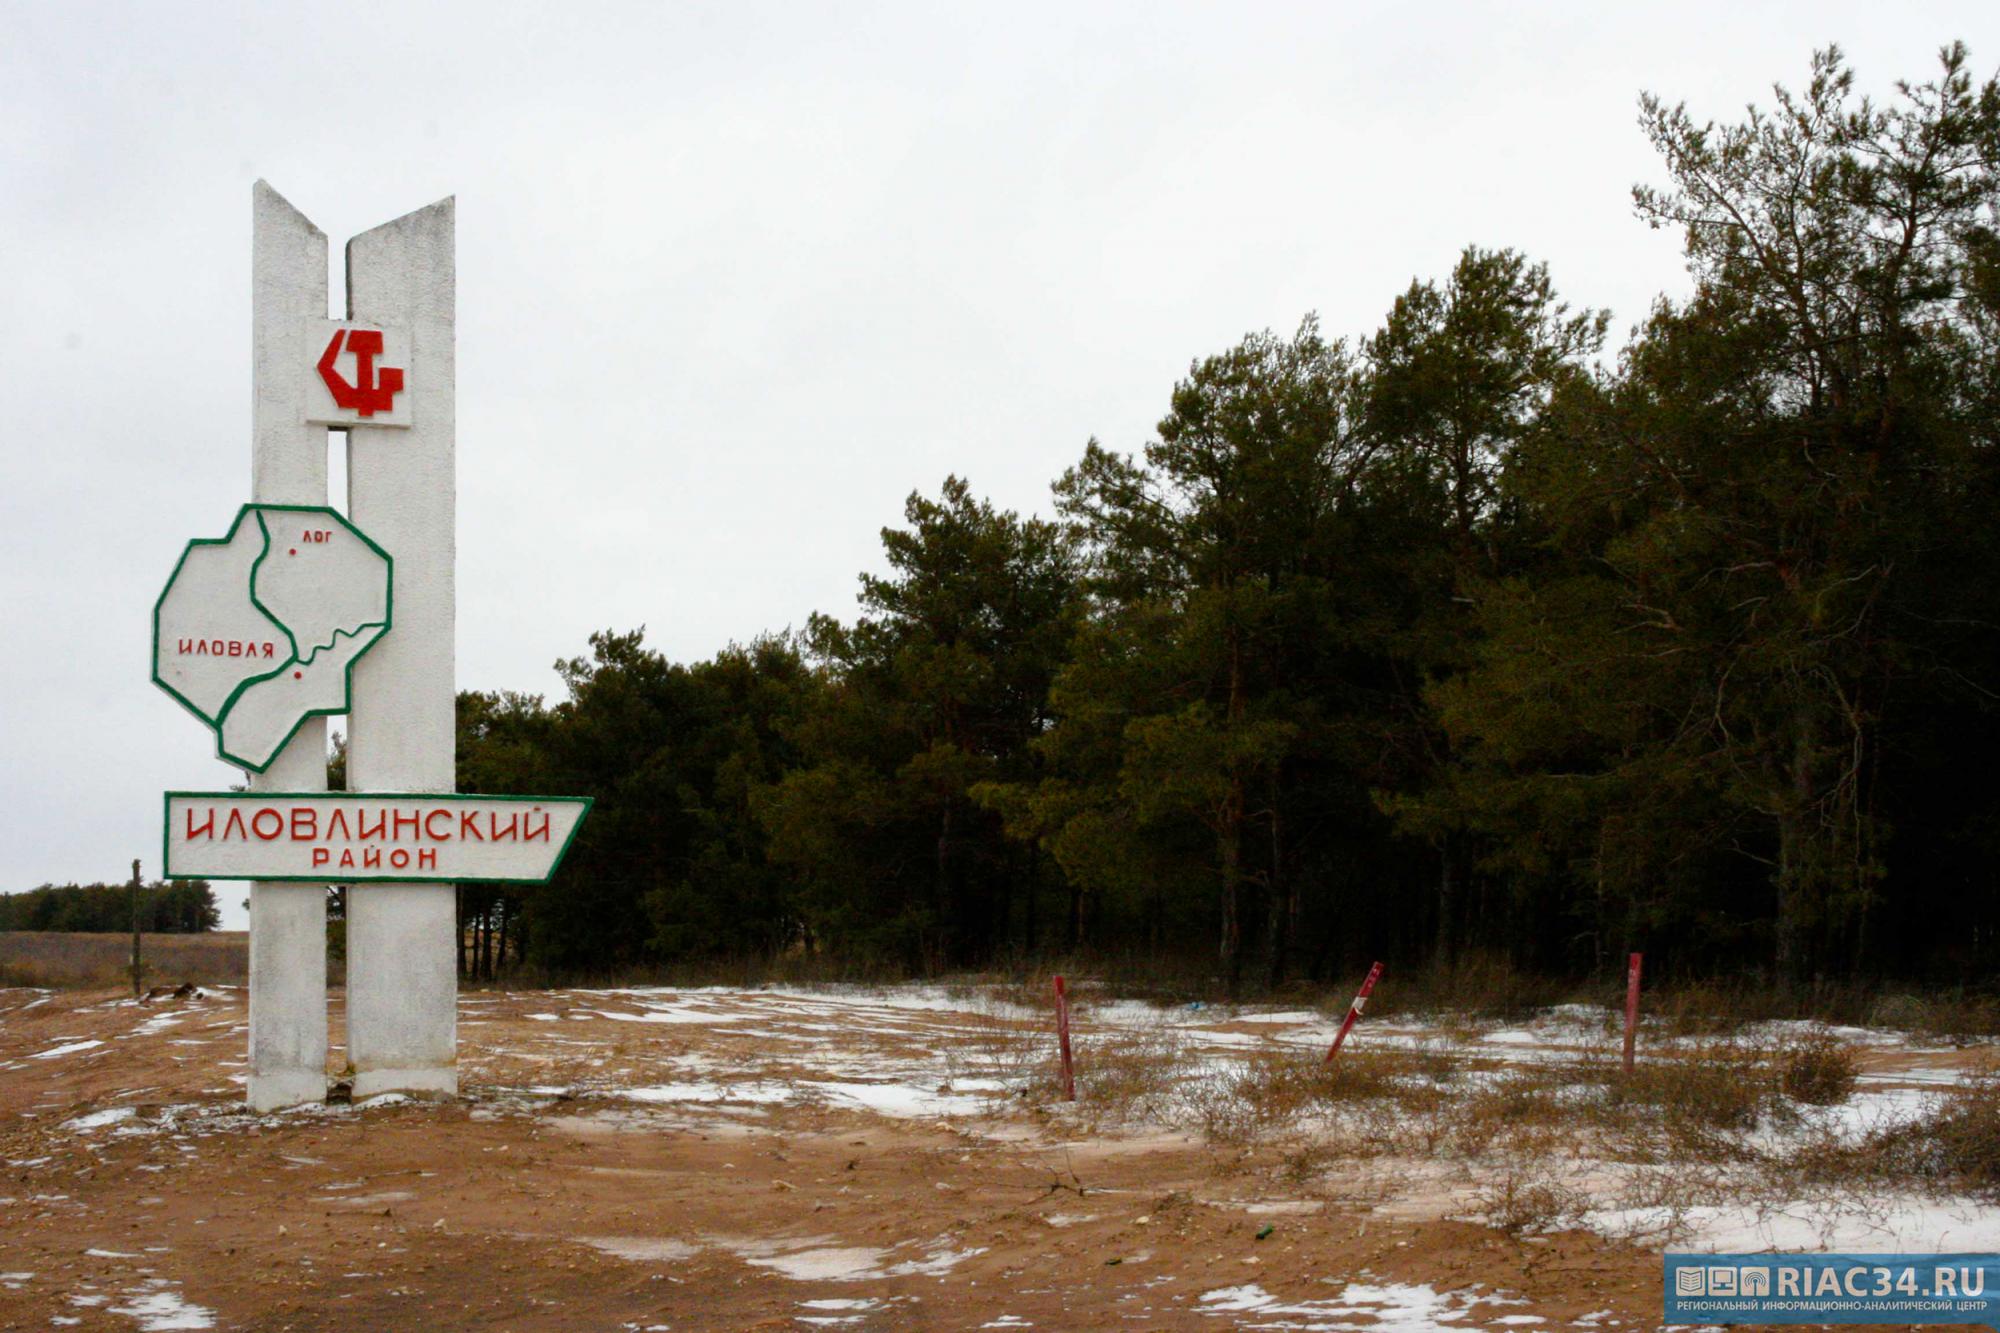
[1053,975,1076,1101]
[1622,952,1643,1073]
[1323,961,1384,1063]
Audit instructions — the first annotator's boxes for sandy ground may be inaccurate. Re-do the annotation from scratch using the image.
[0,984,1987,1332]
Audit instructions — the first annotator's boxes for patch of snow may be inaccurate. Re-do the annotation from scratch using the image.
[619,1081,792,1105]
[814,1081,988,1118]
[746,1245,888,1282]
[31,1040,104,1060]
[66,1107,138,1133]
[707,1233,983,1283]
[108,1280,216,1331]
[582,1236,698,1262]
[593,1006,748,1026]
[1198,1280,1532,1330]
[1589,1194,2000,1253]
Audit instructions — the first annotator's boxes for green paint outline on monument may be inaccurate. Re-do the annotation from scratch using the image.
[152,503,394,774]
[160,791,595,885]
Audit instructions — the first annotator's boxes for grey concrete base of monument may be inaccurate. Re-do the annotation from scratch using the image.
[247,881,327,1112]
[346,885,458,1099]
[352,1067,458,1099]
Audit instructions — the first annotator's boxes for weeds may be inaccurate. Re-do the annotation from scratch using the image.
[1779,1030,1859,1106]
[1476,1166,1590,1234]
[1872,1077,2000,1199]
[1610,1043,1773,1132]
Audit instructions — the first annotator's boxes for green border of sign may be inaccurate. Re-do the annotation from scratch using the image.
[162,791,594,885]
[152,504,393,774]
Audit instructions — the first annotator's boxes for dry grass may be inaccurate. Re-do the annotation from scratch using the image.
[1779,1029,1860,1106]
[1475,1166,1592,1234]
[0,931,247,988]
[1870,1076,2000,1200]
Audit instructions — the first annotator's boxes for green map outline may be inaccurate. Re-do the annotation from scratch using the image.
[152,503,394,774]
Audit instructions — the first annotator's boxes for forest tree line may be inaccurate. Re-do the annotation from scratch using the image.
[0,880,221,935]
[444,46,2000,993]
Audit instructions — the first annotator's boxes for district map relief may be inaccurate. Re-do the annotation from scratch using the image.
[152,504,392,772]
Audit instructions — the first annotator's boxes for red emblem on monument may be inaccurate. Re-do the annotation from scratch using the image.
[316,328,405,417]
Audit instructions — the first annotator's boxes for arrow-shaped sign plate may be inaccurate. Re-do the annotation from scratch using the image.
[164,792,591,884]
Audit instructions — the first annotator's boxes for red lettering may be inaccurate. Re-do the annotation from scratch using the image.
[312,848,330,868]
[425,809,453,841]
[327,808,352,840]
[222,809,249,841]
[391,809,420,842]
[290,808,318,841]
[363,848,381,868]
[524,810,551,843]
[358,810,387,841]
[339,849,356,869]
[417,848,436,870]
[251,809,283,841]
[390,848,411,869]
[178,638,193,654]
[264,643,276,658]
[228,641,242,657]
[184,808,216,841]
[459,812,484,841]
[489,813,519,841]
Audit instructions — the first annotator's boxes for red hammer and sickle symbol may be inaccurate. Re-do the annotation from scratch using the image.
[317,329,405,418]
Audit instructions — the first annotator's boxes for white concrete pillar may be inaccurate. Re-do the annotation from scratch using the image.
[246,181,330,1112]
[343,198,458,1099]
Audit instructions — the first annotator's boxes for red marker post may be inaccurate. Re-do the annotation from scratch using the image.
[1053,974,1076,1101]
[1323,961,1384,1063]
[1622,952,1643,1073]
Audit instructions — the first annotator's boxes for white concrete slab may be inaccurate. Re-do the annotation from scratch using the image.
[343,196,459,1098]
[245,180,330,1113]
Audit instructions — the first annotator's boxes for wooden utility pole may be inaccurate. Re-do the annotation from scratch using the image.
[129,859,143,997]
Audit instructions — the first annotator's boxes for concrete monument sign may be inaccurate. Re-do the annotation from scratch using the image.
[150,182,588,1112]
[153,504,391,772]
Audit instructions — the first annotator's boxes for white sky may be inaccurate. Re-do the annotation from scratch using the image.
[3,2,1992,931]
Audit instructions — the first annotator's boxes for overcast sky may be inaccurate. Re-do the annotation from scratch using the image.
[3,2,1993,930]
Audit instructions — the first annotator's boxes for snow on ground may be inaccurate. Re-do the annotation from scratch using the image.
[1196,1279,1537,1331]
[1590,1194,2000,1253]
[107,1279,215,1331]
[16,978,1998,1262]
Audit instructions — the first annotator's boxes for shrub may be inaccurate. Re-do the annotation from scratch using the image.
[1874,1078,2000,1199]
[1612,1045,1772,1132]
[1476,1168,1589,1234]
[1780,1031,1858,1106]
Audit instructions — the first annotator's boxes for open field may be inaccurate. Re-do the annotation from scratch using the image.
[0,983,1995,1330]
[0,933,248,990]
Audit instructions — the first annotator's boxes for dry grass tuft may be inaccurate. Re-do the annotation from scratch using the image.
[1779,1030,1859,1106]
[1872,1077,2000,1200]
[1609,1044,1772,1132]
[1475,1167,1590,1234]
